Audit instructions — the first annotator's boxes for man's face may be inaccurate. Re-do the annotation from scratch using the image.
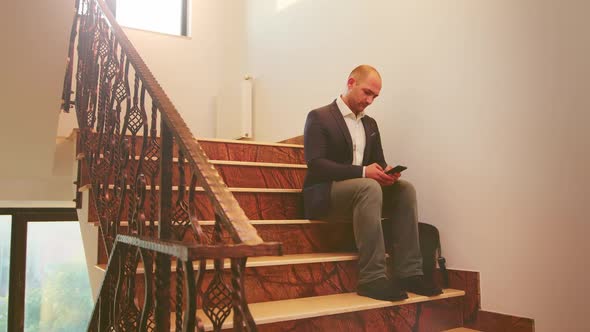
[346,73,382,114]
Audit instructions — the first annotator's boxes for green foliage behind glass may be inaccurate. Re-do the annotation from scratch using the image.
[25,263,93,332]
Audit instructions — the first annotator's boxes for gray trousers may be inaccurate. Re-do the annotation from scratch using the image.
[328,178,423,285]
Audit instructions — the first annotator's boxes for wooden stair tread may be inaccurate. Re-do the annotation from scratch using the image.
[170,289,465,331]
[195,137,303,148]
[96,252,358,273]
[208,160,306,168]
[96,219,328,227]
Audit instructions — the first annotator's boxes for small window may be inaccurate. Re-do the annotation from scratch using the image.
[0,216,11,332]
[115,0,189,37]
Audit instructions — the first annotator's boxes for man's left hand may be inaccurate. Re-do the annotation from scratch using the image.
[382,165,401,186]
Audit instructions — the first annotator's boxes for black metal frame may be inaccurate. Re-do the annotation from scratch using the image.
[0,208,78,332]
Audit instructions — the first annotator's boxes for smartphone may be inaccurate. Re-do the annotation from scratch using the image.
[385,165,407,175]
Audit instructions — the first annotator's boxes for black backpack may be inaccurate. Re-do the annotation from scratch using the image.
[418,222,448,287]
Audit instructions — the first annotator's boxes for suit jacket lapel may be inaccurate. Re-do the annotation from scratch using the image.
[329,101,353,155]
[361,117,372,165]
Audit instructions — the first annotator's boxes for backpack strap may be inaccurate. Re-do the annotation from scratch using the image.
[437,245,449,288]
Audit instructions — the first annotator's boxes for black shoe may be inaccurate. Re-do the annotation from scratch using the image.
[399,275,443,296]
[357,277,408,301]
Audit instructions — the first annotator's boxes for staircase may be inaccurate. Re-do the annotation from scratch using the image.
[77,137,483,331]
[63,0,531,331]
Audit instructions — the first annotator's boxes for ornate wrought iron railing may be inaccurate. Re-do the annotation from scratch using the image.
[61,0,281,330]
[88,235,279,331]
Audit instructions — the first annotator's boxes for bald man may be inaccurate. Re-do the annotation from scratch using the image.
[303,65,442,300]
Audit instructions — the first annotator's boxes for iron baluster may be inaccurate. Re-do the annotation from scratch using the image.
[155,119,173,331]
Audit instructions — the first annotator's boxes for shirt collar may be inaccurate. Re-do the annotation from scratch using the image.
[337,95,365,120]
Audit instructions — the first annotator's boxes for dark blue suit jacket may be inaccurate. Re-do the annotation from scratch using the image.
[303,100,388,219]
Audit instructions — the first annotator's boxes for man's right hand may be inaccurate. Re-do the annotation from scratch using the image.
[365,163,397,186]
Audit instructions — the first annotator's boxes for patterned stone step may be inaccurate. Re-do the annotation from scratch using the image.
[96,251,479,322]
[147,220,355,254]
[82,186,304,223]
[191,290,466,332]
[98,253,360,305]
[211,161,306,189]
[80,159,307,189]
[197,138,305,164]
[95,220,356,264]
[91,135,306,164]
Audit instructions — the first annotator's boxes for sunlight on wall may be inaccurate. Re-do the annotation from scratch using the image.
[276,0,300,12]
[116,0,185,36]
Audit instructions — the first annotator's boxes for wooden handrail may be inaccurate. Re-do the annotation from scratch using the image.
[116,234,283,261]
[115,234,282,261]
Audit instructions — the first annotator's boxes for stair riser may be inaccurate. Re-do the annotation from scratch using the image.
[215,165,305,189]
[97,223,356,264]
[208,223,357,255]
[88,136,306,164]
[199,141,305,164]
[243,297,464,332]
[237,260,357,303]
[435,270,480,323]
[128,260,358,307]
[241,223,355,255]
[466,310,535,332]
[87,190,304,223]
[80,161,307,189]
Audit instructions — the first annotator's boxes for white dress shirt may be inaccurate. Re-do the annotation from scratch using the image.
[336,96,367,177]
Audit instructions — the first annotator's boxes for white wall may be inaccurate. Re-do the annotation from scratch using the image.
[114,0,247,139]
[0,0,77,203]
[40,1,589,329]
[56,0,249,139]
[246,0,590,331]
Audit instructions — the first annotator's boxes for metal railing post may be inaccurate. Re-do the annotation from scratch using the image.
[155,119,173,331]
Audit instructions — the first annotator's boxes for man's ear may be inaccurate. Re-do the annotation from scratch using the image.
[347,77,355,89]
